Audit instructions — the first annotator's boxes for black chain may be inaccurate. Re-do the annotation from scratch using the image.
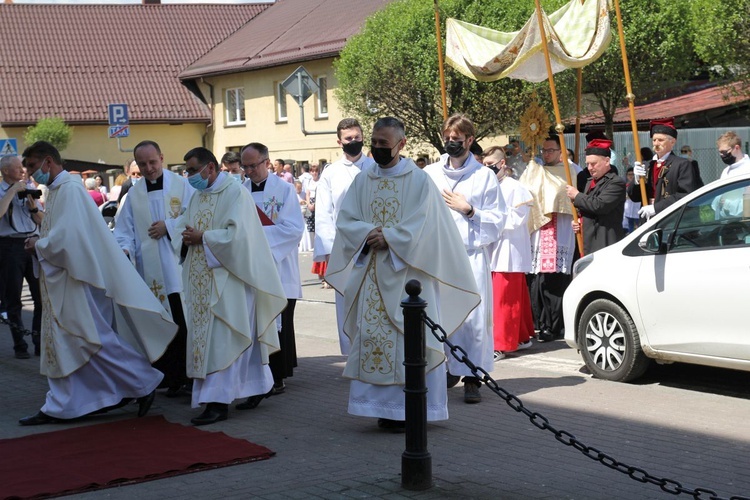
[422,313,750,500]
[0,315,35,337]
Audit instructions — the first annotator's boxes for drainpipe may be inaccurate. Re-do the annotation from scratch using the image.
[202,78,215,150]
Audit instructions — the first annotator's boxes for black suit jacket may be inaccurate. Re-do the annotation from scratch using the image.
[574,171,625,255]
[627,153,703,213]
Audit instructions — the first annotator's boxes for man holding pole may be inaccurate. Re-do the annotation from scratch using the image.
[628,118,703,219]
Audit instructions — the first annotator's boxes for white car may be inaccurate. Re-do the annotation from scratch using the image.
[563,172,750,382]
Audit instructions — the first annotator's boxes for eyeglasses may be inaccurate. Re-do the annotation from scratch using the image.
[541,148,560,154]
[243,158,268,170]
[184,163,209,176]
[719,148,735,156]
[130,171,142,178]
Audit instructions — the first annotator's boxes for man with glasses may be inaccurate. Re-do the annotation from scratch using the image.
[117,159,141,203]
[237,142,304,406]
[314,118,376,355]
[0,155,43,359]
[19,141,177,426]
[175,147,286,426]
[520,135,578,343]
[326,116,479,431]
[114,140,194,398]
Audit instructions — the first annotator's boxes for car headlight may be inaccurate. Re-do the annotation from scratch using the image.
[572,254,594,279]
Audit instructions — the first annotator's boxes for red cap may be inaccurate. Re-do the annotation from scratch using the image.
[650,118,677,138]
[585,138,613,157]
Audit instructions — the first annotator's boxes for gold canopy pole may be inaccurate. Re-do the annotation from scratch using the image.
[533,0,584,254]
[434,0,448,120]
[613,0,648,203]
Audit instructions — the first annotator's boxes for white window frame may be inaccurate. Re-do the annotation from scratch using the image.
[316,76,328,118]
[225,87,245,126]
[276,83,288,123]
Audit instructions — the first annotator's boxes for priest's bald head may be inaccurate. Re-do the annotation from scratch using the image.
[241,142,270,185]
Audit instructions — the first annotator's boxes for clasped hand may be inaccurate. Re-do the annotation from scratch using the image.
[182,225,203,246]
[366,227,388,252]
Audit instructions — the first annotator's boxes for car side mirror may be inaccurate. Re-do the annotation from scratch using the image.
[638,228,666,254]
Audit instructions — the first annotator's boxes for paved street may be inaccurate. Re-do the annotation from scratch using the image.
[2,251,750,499]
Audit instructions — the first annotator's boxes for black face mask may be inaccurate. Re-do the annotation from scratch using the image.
[720,150,736,165]
[444,140,465,158]
[371,145,396,166]
[342,140,364,157]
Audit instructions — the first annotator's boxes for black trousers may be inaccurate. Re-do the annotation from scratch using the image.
[269,299,298,385]
[153,293,189,389]
[528,272,571,337]
[0,237,41,353]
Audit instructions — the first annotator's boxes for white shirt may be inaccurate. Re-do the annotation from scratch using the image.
[720,154,750,179]
[489,176,533,273]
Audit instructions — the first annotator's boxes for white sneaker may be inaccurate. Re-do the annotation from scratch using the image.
[493,350,505,362]
[517,340,533,351]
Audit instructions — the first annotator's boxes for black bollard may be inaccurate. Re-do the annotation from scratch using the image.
[400,279,432,490]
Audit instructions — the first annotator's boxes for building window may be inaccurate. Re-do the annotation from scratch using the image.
[277,83,288,122]
[226,88,245,125]
[317,76,328,118]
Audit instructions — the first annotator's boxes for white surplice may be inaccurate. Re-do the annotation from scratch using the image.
[327,158,480,421]
[424,154,506,375]
[489,176,533,274]
[173,173,287,407]
[34,171,176,418]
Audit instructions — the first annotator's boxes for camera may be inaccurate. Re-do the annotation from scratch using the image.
[17,189,42,200]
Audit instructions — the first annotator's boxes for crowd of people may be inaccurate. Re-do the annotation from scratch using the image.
[1,114,748,432]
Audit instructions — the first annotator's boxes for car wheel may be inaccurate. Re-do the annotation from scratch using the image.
[577,299,650,382]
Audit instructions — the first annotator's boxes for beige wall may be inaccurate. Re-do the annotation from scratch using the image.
[200,58,348,166]
[1,123,206,167]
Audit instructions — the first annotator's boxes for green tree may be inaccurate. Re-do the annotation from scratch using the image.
[335,0,567,153]
[557,0,698,138]
[24,117,73,152]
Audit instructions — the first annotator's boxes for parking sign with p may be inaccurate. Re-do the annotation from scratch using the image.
[108,103,129,126]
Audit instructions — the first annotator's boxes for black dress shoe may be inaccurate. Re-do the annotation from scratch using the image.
[235,389,273,410]
[136,390,156,417]
[190,403,228,426]
[377,418,406,433]
[537,330,556,343]
[14,351,30,360]
[165,385,192,398]
[19,411,63,426]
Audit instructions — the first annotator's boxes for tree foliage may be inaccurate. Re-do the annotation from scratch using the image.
[690,0,750,82]
[336,0,705,150]
[556,0,698,137]
[335,0,566,153]
[24,117,72,152]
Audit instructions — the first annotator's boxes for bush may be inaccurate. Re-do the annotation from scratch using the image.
[24,117,72,152]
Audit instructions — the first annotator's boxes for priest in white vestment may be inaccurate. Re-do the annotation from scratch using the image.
[19,141,177,426]
[424,114,505,404]
[114,140,194,396]
[519,136,577,343]
[314,118,376,355]
[175,147,287,426]
[326,117,480,431]
[241,142,304,395]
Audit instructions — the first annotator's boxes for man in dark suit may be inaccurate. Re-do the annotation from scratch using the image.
[566,139,625,255]
[628,118,703,219]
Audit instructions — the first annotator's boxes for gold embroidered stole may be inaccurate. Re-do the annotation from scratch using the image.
[186,191,218,376]
[355,177,403,385]
[38,186,58,372]
[130,173,185,314]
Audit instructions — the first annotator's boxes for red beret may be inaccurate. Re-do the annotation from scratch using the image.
[650,118,677,138]
[585,138,612,157]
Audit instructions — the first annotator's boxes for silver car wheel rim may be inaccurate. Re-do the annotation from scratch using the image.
[585,312,626,371]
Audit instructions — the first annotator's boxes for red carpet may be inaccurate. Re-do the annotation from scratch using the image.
[1,415,274,499]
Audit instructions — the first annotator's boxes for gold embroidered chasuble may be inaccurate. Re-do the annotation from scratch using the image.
[326,159,480,386]
[175,174,287,379]
[35,172,177,378]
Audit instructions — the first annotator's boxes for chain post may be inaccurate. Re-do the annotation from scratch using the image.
[400,279,432,491]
